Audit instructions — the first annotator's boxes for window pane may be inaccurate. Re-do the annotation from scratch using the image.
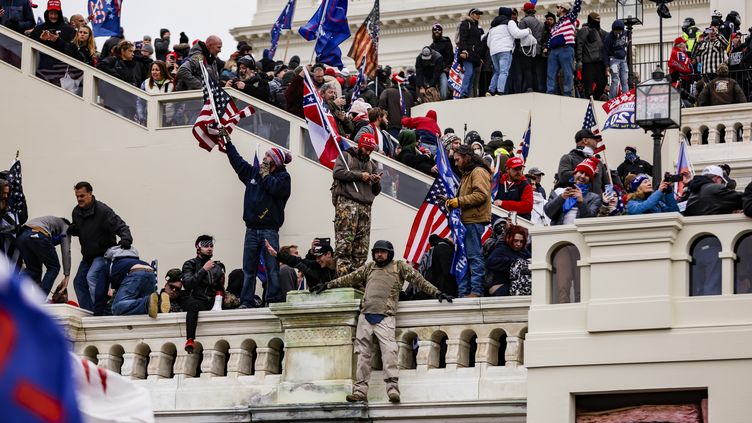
[551,244,580,304]
[0,32,22,68]
[34,50,83,96]
[690,236,722,296]
[233,99,290,149]
[159,98,204,127]
[735,234,752,294]
[95,77,144,125]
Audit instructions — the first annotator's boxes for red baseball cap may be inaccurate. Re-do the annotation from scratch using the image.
[47,0,61,11]
[506,157,525,169]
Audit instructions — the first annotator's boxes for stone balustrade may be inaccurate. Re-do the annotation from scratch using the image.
[681,103,752,145]
[49,289,530,421]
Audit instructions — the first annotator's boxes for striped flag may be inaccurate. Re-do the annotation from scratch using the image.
[403,178,452,264]
[302,68,347,169]
[582,98,606,154]
[435,143,467,282]
[516,114,532,162]
[349,55,367,106]
[269,0,296,59]
[675,137,694,198]
[192,63,254,152]
[347,0,379,77]
[448,48,464,99]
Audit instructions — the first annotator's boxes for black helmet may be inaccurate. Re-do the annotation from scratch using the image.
[237,55,256,70]
[464,130,481,145]
[682,17,695,30]
[727,11,741,28]
[371,240,395,265]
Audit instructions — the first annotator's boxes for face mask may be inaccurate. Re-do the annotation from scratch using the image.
[473,148,482,155]
[625,152,638,162]
[581,146,594,156]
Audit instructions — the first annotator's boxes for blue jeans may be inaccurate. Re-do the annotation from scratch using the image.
[111,271,157,315]
[460,60,475,98]
[459,223,486,296]
[73,257,108,314]
[609,57,629,99]
[547,46,575,96]
[16,228,60,295]
[489,51,513,94]
[240,228,281,307]
[439,72,449,100]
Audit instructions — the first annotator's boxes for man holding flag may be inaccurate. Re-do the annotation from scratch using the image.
[444,145,491,298]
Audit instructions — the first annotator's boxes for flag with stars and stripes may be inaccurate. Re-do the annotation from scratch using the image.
[403,178,452,264]
[517,114,532,162]
[448,48,464,99]
[87,0,122,38]
[582,98,606,154]
[435,144,467,282]
[347,0,380,77]
[302,68,348,169]
[6,159,26,226]
[269,0,296,59]
[192,64,254,152]
[349,55,367,106]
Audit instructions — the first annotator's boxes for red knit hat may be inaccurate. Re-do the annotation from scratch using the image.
[47,0,61,11]
[674,36,686,46]
[358,133,378,152]
[391,73,404,84]
[574,157,599,179]
[522,2,536,12]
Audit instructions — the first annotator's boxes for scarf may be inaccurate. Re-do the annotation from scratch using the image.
[562,183,590,214]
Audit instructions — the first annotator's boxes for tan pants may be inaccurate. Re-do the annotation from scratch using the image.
[353,314,399,397]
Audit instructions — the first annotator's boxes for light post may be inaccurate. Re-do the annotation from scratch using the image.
[651,0,674,70]
[634,68,681,185]
[616,0,643,87]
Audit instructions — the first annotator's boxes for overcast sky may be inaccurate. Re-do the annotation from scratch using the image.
[33,0,258,60]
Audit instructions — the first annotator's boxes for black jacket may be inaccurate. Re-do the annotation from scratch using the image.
[457,16,483,65]
[29,10,75,53]
[485,243,530,294]
[415,50,444,88]
[743,181,752,218]
[181,256,226,300]
[430,36,454,72]
[100,35,123,59]
[616,158,653,181]
[70,197,132,262]
[154,37,171,61]
[395,148,435,176]
[276,251,336,287]
[684,175,743,216]
[97,56,143,87]
[557,148,610,195]
[65,43,95,67]
[238,75,272,104]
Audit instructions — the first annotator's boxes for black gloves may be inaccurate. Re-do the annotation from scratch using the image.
[436,292,453,303]
[310,283,328,294]
[66,224,79,236]
[119,239,132,250]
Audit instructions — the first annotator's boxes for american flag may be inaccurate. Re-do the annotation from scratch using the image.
[448,48,464,99]
[403,178,452,264]
[6,159,26,225]
[582,98,606,154]
[192,64,254,152]
[517,114,532,162]
[349,55,367,106]
[347,0,379,77]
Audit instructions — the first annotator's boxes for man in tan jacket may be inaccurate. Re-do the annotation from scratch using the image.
[445,144,492,297]
[312,240,453,403]
[331,133,382,276]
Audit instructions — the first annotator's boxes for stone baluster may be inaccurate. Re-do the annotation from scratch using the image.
[690,128,701,144]
[200,348,227,377]
[475,337,501,369]
[397,339,416,369]
[743,124,752,142]
[725,125,737,143]
[96,353,123,374]
[254,347,280,377]
[444,338,470,370]
[121,352,148,379]
[226,348,253,377]
[173,351,200,379]
[708,126,720,144]
[147,350,176,380]
[504,336,523,368]
[415,339,440,371]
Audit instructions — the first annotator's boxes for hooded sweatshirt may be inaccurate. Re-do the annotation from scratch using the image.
[29,8,75,53]
[0,0,35,33]
[602,20,628,65]
[401,110,440,134]
[487,7,531,56]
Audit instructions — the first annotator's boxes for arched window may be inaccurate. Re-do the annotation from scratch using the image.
[690,236,722,296]
[551,244,580,304]
[735,234,752,294]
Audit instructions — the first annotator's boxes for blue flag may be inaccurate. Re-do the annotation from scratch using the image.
[436,145,467,282]
[252,148,269,284]
[349,56,367,106]
[298,0,351,69]
[0,263,82,423]
[518,114,531,162]
[87,0,122,38]
[270,0,296,59]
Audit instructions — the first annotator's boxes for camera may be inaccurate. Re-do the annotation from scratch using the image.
[663,172,682,183]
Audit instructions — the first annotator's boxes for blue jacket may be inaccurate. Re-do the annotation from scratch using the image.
[602,30,628,65]
[227,143,291,230]
[106,257,150,290]
[626,190,680,215]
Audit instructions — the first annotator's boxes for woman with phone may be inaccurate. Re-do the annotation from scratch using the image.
[623,174,680,215]
[544,157,603,225]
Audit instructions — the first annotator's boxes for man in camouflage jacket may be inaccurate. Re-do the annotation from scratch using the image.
[312,240,453,403]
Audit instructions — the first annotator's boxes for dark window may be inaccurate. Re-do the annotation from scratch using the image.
[690,236,722,296]
[551,244,580,304]
[735,234,752,294]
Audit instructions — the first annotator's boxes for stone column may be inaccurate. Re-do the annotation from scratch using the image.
[709,127,720,144]
[200,349,227,378]
[226,348,253,377]
[725,126,737,143]
[96,353,123,374]
[504,336,522,368]
[475,337,501,369]
[270,288,363,404]
[254,347,280,378]
[147,351,176,380]
[415,339,440,371]
[121,352,148,379]
[444,338,470,370]
[173,351,200,379]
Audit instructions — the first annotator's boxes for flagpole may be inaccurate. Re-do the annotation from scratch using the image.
[283,30,291,63]
[310,0,332,65]
[590,96,612,186]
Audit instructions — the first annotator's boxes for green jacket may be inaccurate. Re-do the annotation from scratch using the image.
[327,260,439,316]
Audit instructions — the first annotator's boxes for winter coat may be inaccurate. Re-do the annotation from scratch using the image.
[576,20,608,64]
[487,12,530,56]
[65,43,95,67]
[100,35,123,59]
[176,41,224,91]
[182,256,226,300]
[544,187,602,225]
[29,10,75,53]
[238,75,272,104]
[285,74,305,118]
[626,190,680,215]
[743,181,752,218]
[457,165,492,224]
[154,36,170,61]
[226,142,291,230]
[354,124,395,157]
[668,46,693,83]
[401,110,440,135]
[683,175,743,216]
[0,0,35,33]
[430,36,454,71]
[331,147,382,205]
[457,16,484,65]
[70,197,132,262]
[697,77,747,106]
[557,148,610,195]
[277,251,336,288]
[96,56,142,87]
[494,174,534,220]
[395,148,434,176]
[485,243,531,293]
[616,157,653,181]
[602,29,628,63]
[378,86,413,130]
[518,14,544,55]
[415,50,444,88]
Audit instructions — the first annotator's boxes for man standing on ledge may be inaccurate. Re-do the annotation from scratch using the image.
[69,181,132,315]
[312,240,453,403]
[226,140,292,307]
[331,133,382,276]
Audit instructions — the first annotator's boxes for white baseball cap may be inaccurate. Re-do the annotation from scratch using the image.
[702,165,727,183]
